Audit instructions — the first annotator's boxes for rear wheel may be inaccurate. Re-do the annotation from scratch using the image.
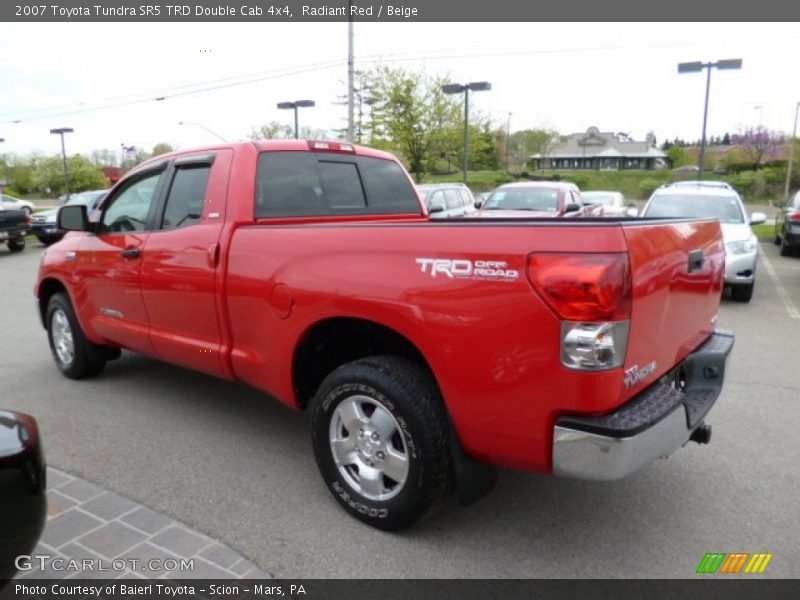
[731,282,754,303]
[7,238,25,252]
[46,293,108,379]
[780,235,793,257]
[311,356,449,531]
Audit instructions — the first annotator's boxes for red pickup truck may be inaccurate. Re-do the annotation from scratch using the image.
[36,140,733,530]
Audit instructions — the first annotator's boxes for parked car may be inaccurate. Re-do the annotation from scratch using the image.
[641,183,766,302]
[0,410,46,583]
[0,202,30,253]
[775,190,800,257]
[470,181,602,218]
[417,183,476,218]
[39,140,732,530]
[1,194,35,215]
[581,190,637,217]
[30,189,107,246]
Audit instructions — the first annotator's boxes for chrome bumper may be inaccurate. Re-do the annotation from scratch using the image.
[552,331,734,481]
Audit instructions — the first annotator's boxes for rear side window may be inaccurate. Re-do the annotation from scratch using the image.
[458,189,473,206]
[161,166,210,229]
[256,152,420,218]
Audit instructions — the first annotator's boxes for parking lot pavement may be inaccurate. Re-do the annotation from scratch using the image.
[2,242,799,578]
[16,468,268,580]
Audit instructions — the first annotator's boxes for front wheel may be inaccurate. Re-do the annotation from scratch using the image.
[311,356,449,531]
[7,238,25,253]
[46,293,108,379]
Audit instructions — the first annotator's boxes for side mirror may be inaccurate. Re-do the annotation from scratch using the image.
[57,204,89,231]
[749,212,767,226]
[428,205,444,214]
[626,208,639,218]
[565,203,581,213]
[474,200,483,209]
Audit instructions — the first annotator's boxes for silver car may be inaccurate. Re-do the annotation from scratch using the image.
[641,183,766,303]
[417,184,476,219]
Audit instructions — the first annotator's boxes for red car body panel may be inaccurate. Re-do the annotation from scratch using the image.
[35,142,725,473]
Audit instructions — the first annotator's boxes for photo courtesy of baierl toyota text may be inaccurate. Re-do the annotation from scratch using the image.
[1,1,799,599]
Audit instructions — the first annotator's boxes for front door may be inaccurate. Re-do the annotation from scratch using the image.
[74,168,166,354]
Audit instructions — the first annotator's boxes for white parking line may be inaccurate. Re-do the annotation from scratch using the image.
[760,245,800,319]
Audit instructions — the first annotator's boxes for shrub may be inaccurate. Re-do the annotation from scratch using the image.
[637,178,661,199]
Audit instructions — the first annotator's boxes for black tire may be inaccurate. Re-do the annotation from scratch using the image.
[780,235,792,257]
[731,282,754,303]
[7,238,25,253]
[46,292,107,379]
[311,355,449,531]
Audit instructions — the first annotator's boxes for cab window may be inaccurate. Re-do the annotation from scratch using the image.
[100,173,161,233]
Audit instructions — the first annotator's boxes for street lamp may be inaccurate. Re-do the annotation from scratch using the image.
[677,59,742,180]
[441,81,492,184]
[783,101,800,204]
[277,100,315,139]
[178,121,228,143]
[49,127,74,200]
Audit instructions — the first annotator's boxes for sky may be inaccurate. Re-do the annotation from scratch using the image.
[1,22,799,159]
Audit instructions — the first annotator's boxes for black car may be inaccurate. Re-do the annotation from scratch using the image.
[776,190,800,257]
[30,190,107,246]
[0,410,46,583]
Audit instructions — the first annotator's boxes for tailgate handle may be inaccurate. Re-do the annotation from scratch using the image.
[688,249,704,273]
[120,248,141,259]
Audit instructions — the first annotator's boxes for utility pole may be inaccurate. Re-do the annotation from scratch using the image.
[347,3,355,142]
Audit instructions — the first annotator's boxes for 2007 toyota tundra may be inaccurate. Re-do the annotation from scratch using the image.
[36,140,733,530]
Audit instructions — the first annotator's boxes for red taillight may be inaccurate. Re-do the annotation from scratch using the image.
[527,253,632,321]
[790,212,800,222]
[308,140,355,153]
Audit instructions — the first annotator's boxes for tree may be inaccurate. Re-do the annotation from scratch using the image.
[722,132,732,146]
[152,143,175,157]
[733,126,785,166]
[249,121,294,140]
[32,155,108,196]
[667,145,685,168]
[90,148,120,167]
[364,66,461,182]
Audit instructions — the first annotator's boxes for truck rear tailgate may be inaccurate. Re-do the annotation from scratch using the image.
[620,218,724,400]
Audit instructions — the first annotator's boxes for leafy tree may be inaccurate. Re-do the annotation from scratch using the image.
[365,66,461,182]
[32,155,107,196]
[722,132,732,146]
[667,145,685,167]
[249,121,295,140]
[733,126,786,166]
[90,148,120,167]
[152,143,175,157]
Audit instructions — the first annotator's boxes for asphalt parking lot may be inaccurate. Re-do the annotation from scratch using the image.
[2,241,799,578]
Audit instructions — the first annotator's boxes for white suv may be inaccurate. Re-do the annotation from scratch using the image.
[641,183,766,303]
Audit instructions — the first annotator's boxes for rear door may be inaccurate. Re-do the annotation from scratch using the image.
[140,150,232,377]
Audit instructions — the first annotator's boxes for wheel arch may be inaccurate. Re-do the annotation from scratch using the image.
[37,277,69,329]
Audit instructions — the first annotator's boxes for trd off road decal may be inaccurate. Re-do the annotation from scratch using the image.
[415,258,519,281]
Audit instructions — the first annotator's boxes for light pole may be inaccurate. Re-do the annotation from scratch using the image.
[441,81,491,184]
[783,101,800,203]
[178,121,228,142]
[49,127,74,200]
[754,105,763,127]
[277,100,315,139]
[678,59,742,180]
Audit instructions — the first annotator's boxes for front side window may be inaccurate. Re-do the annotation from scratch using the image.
[444,189,462,209]
[161,166,210,230]
[100,173,161,233]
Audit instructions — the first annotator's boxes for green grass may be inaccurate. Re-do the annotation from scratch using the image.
[422,170,516,191]
[751,223,778,242]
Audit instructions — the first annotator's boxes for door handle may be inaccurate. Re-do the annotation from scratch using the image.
[688,249,704,273]
[120,248,141,259]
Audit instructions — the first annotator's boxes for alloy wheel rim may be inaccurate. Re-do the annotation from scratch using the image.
[52,309,75,366]
[329,394,410,501]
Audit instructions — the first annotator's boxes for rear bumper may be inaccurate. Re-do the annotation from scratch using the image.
[783,223,800,248]
[552,330,734,481]
[0,227,28,241]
